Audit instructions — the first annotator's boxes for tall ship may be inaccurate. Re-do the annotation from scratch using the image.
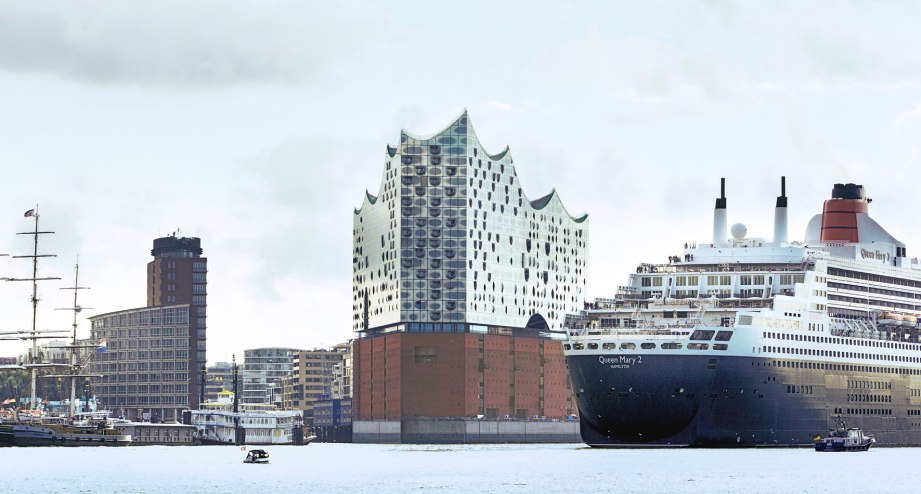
[564,179,921,446]
[0,209,131,446]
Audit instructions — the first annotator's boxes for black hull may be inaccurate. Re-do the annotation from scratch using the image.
[566,353,921,447]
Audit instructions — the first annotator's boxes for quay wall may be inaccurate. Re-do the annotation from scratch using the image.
[353,419,580,444]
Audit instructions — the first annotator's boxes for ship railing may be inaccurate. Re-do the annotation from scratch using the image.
[830,317,884,340]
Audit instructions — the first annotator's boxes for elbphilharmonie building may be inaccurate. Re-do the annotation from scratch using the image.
[351,111,588,442]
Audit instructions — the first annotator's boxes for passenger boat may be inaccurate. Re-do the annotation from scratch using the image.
[564,179,921,447]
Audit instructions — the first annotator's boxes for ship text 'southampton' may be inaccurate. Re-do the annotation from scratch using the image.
[351,111,588,443]
[565,178,921,447]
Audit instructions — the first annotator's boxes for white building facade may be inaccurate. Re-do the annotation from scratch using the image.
[352,111,588,335]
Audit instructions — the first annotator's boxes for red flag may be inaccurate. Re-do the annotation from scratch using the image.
[24,209,35,217]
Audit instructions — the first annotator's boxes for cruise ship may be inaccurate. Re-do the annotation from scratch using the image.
[564,179,921,446]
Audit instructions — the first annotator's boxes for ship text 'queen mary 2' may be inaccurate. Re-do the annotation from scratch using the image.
[564,178,921,446]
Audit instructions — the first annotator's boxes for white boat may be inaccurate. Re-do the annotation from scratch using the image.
[190,391,303,445]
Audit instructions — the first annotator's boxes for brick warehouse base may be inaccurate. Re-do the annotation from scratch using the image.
[353,332,577,422]
[353,419,580,444]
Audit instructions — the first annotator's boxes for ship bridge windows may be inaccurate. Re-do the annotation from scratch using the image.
[715,330,734,341]
[690,330,715,341]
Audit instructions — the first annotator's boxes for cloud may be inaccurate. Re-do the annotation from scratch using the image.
[896,102,921,126]
[488,100,512,111]
[0,0,392,87]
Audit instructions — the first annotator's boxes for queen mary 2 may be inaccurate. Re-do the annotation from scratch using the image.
[563,178,921,446]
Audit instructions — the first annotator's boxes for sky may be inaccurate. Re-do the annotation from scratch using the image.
[1,0,920,363]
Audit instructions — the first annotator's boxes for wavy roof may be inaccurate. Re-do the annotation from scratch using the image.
[355,111,588,224]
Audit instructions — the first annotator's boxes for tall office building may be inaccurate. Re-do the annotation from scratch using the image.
[89,235,207,421]
[147,235,207,381]
[351,112,588,442]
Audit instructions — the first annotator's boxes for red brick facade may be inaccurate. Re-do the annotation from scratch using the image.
[353,333,574,421]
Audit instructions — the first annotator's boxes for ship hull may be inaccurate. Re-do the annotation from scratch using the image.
[0,424,132,447]
[567,353,921,447]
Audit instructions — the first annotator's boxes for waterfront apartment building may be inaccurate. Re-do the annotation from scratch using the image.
[241,348,300,406]
[88,234,207,421]
[205,361,233,403]
[279,347,349,425]
[89,304,194,421]
[330,341,352,400]
[351,112,588,442]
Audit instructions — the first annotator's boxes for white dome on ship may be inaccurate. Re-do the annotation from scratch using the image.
[731,223,747,240]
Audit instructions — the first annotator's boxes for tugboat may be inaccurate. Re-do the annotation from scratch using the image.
[814,419,875,452]
[244,449,270,464]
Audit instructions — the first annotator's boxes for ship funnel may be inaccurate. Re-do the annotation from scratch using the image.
[712,177,727,245]
[773,176,788,245]
[819,183,869,242]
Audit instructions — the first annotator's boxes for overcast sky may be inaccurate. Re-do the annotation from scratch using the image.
[1,0,920,363]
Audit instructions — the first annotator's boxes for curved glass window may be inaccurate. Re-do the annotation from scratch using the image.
[640,343,656,350]
[431,156,442,165]
[661,343,682,350]
[446,167,457,176]
[429,177,441,186]
[445,187,456,196]
[620,343,636,350]
[415,187,426,196]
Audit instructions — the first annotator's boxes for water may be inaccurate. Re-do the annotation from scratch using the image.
[7,443,916,493]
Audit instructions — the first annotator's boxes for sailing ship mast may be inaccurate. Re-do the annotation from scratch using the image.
[53,262,100,417]
[4,207,63,410]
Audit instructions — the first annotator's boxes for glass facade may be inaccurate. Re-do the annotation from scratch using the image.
[353,111,588,333]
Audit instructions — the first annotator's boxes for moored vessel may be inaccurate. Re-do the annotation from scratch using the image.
[565,179,921,447]
[813,419,875,452]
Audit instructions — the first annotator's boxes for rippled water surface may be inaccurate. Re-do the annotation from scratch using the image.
[6,443,917,493]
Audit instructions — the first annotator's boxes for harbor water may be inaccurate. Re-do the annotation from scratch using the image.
[6,443,918,493]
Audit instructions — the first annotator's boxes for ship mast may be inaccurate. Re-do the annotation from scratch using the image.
[5,208,63,410]
[55,262,97,417]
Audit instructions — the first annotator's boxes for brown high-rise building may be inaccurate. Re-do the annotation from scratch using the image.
[147,235,207,404]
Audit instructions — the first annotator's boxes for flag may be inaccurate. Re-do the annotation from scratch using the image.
[24,209,35,217]
[97,338,107,353]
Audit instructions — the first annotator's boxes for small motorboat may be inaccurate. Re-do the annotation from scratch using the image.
[243,449,270,464]
[814,420,875,452]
